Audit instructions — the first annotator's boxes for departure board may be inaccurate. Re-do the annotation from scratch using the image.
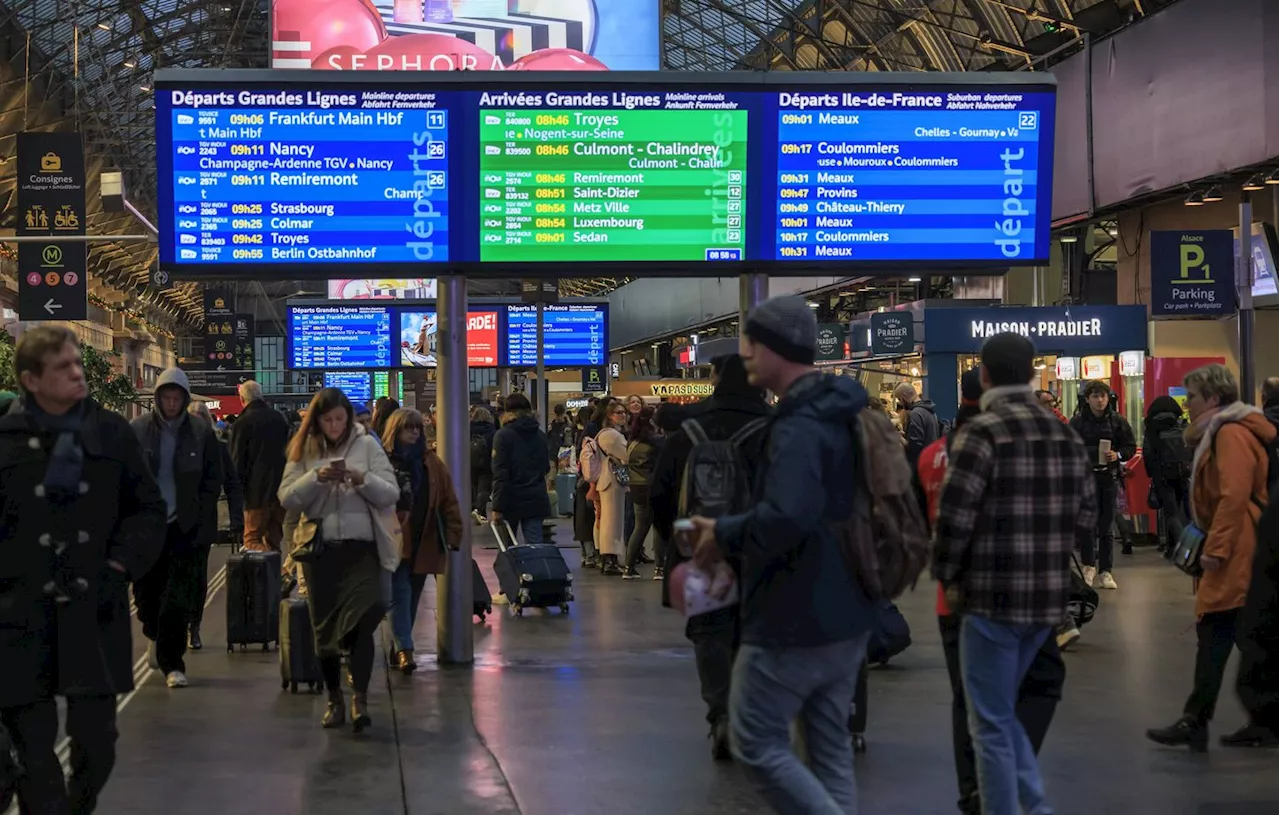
[325,372,373,407]
[288,305,393,369]
[772,90,1054,262]
[505,304,607,367]
[160,89,451,266]
[477,92,749,263]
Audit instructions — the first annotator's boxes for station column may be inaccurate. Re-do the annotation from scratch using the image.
[436,274,474,665]
[739,273,768,324]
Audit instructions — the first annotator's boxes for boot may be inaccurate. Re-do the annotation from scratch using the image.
[187,625,203,651]
[1146,715,1208,752]
[396,650,417,675]
[351,693,372,733]
[321,692,345,729]
[710,719,731,762]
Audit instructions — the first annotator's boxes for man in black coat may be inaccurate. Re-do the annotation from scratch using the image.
[0,325,167,814]
[130,367,222,689]
[490,394,552,544]
[229,380,290,554]
[649,354,771,761]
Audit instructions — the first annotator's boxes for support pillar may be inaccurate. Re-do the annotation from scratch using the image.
[1238,197,1256,403]
[739,273,768,325]
[436,274,473,665]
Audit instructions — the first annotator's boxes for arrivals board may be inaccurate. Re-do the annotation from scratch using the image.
[477,93,749,262]
[288,305,393,369]
[157,89,451,267]
[505,304,607,367]
[324,371,373,407]
[771,90,1054,263]
[155,71,1056,276]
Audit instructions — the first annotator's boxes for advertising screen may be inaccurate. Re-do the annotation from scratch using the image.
[271,0,661,72]
[478,93,749,262]
[157,89,451,270]
[328,278,438,299]
[505,303,606,367]
[771,89,1055,263]
[398,308,500,367]
[325,371,373,406]
[288,305,393,369]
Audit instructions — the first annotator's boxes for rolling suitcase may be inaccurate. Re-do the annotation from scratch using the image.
[226,549,281,652]
[556,473,576,516]
[279,596,323,694]
[472,559,493,622]
[491,520,572,616]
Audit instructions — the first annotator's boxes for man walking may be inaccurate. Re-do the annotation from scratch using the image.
[894,381,941,467]
[229,380,290,553]
[932,332,1096,815]
[0,326,167,813]
[131,367,222,688]
[1069,380,1136,586]
[689,295,872,813]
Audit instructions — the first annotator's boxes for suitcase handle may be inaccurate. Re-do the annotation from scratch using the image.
[490,519,518,552]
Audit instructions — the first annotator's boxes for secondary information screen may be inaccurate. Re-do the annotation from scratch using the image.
[506,304,607,367]
[289,305,393,369]
[477,91,749,263]
[160,89,451,265]
[771,90,1054,263]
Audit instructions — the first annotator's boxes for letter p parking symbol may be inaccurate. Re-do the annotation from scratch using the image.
[1179,242,1212,283]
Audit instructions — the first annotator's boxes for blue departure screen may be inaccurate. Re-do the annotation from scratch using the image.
[325,372,373,407]
[505,304,607,368]
[289,305,393,370]
[770,90,1054,263]
[159,89,451,266]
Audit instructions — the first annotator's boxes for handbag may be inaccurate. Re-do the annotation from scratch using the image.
[1147,482,1161,510]
[1169,523,1207,576]
[609,456,630,488]
[291,486,337,563]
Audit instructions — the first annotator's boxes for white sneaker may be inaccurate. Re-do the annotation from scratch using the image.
[165,671,189,688]
[1056,625,1081,651]
[1082,565,1097,587]
[1097,571,1118,590]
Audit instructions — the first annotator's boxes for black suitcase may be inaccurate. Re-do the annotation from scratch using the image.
[491,520,572,616]
[226,550,281,652]
[279,597,323,694]
[472,559,493,622]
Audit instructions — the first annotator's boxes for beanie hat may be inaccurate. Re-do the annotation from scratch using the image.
[744,296,817,365]
[960,369,983,407]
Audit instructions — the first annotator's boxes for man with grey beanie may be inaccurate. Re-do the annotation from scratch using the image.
[688,295,873,813]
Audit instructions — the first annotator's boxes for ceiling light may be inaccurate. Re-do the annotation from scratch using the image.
[139,84,151,92]
[1243,174,1266,191]
[907,276,921,283]
[1184,191,1205,206]
[807,302,819,309]
[96,22,111,31]
[1266,168,1279,185]
[1202,185,1224,202]
[123,59,136,68]
[1058,233,1078,243]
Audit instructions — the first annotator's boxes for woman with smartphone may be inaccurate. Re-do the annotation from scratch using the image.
[279,388,401,733]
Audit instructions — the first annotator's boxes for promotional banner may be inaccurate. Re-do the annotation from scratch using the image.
[398,308,500,367]
[870,312,914,356]
[1149,230,1237,316]
[815,324,845,361]
[327,278,437,300]
[271,0,660,71]
[17,132,87,320]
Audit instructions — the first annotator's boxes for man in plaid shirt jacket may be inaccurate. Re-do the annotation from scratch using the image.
[932,333,1097,815]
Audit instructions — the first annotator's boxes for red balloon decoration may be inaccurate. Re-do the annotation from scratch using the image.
[272,0,387,66]
[508,48,609,71]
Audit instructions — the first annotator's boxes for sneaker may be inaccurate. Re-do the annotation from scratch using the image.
[601,557,624,577]
[145,641,159,671]
[1056,624,1081,651]
[1219,724,1279,748]
[1097,571,1118,590]
[471,510,487,525]
[165,671,189,689]
[621,566,641,579]
[582,555,599,570]
[188,625,203,651]
[652,566,665,581]
[1081,565,1097,588]
[1146,715,1208,752]
[1121,543,1134,555]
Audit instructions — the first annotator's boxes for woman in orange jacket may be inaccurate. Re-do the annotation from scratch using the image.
[1146,364,1276,751]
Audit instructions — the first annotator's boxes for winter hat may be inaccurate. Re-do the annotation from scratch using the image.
[960,369,983,407]
[744,296,817,365]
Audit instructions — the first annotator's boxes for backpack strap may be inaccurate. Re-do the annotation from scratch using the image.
[682,418,710,446]
[729,417,770,447]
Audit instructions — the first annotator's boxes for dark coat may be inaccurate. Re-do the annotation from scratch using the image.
[217,437,245,531]
[1142,410,1188,483]
[470,420,496,476]
[1070,408,1137,479]
[490,414,552,520]
[229,399,291,509]
[0,400,167,707]
[904,399,941,467]
[131,410,222,548]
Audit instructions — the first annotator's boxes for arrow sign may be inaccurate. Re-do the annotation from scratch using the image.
[44,299,62,315]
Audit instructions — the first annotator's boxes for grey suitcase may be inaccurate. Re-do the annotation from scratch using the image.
[279,597,323,694]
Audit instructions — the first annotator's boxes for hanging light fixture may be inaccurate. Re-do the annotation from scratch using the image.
[1202,185,1224,202]
[1184,190,1205,206]
[1058,233,1078,243]
[1243,174,1266,191]
[1267,168,1279,186]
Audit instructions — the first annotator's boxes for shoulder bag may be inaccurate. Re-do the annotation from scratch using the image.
[291,484,336,564]
[1169,523,1206,577]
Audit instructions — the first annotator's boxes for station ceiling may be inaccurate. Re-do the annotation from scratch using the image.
[0,0,1167,327]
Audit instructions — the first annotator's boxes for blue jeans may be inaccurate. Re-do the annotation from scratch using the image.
[730,634,869,814]
[959,615,1054,815]
[389,562,427,653]
[508,517,544,546]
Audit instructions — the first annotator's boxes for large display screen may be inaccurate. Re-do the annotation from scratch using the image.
[288,305,393,369]
[157,72,1055,274]
[772,90,1053,263]
[158,89,451,267]
[328,278,437,300]
[398,308,500,367]
[324,371,373,407]
[505,304,607,367]
[478,94,749,262]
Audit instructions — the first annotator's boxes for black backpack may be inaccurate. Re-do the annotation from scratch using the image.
[471,432,490,472]
[1155,424,1192,481]
[678,417,768,519]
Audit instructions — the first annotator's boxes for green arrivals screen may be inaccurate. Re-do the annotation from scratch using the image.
[479,108,749,263]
